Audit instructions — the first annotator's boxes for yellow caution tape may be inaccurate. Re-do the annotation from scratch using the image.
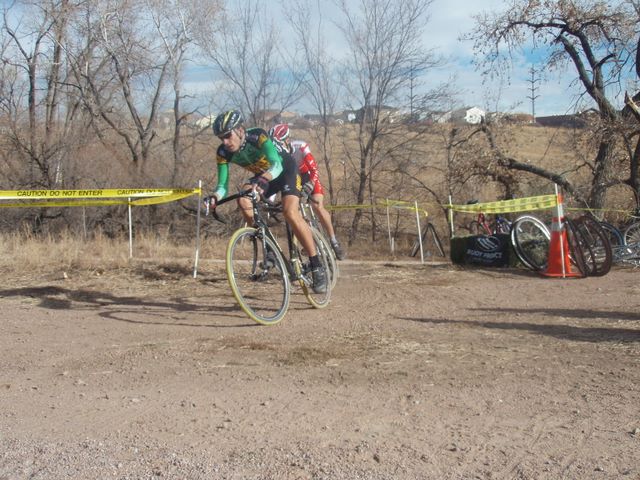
[326,203,377,211]
[448,194,558,214]
[378,199,429,217]
[325,199,430,217]
[0,188,200,208]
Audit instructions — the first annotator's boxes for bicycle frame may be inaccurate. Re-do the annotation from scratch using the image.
[239,192,304,284]
[476,212,492,235]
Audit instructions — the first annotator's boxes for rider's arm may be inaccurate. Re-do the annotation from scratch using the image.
[259,135,283,180]
[300,144,320,186]
[212,150,230,199]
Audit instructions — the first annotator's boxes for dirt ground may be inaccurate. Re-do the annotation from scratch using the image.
[0,257,639,480]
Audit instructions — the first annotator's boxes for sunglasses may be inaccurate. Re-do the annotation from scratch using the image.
[218,131,233,140]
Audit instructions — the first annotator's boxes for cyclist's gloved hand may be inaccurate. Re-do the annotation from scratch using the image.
[203,195,217,216]
[302,180,315,198]
[250,176,270,196]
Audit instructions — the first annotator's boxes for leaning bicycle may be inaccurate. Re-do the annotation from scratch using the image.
[510,214,590,276]
[466,200,512,235]
[211,189,331,325]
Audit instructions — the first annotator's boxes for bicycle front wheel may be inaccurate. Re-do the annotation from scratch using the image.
[564,217,588,277]
[226,227,290,325]
[510,215,550,271]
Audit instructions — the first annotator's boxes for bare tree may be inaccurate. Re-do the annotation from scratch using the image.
[60,0,221,183]
[1,0,90,189]
[196,0,303,127]
[334,0,442,243]
[287,0,342,205]
[147,0,222,184]
[468,0,640,209]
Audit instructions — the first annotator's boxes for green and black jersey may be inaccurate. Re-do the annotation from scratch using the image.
[213,128,283,199]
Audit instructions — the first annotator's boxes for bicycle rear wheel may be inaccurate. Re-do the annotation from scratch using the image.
[226,227,290,325]
[510,215,550,271]
[468,220,484,235]
[295,227,331,308]
[313,229,338,290]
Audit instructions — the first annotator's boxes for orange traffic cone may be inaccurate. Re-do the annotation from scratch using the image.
[542,194,582,278]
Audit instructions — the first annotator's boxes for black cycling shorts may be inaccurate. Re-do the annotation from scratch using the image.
[259,151,301,198]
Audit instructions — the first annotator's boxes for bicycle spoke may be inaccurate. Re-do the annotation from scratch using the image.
[623,222,640,246]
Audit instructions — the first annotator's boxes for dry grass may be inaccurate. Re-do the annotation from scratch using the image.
[0,227,429,280]
[0,230,225,275]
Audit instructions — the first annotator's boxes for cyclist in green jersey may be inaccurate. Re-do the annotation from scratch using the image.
[204,110,327,294]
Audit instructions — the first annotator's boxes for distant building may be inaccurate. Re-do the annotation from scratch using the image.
[535,114,588,128]
[462,107,485,124]
[433,107,485,125]
[194,114,216,129]
[354,105,401,124]
[260,110,298,125]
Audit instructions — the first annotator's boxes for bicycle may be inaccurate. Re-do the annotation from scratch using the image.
[466,200,512,235]
[595,208,640,246]
[210,189,332,325]
[510,214,588,276]
[609,242,640,266]
[410,221,445,258]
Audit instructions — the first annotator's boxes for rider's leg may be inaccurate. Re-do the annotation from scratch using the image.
[282,194,317,257]
[311,193,336,238]
[283,194,327,293]
[237,183,254,225]
[311,192,345,260]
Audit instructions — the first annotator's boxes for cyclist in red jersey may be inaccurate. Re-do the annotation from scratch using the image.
[269,124,345,260]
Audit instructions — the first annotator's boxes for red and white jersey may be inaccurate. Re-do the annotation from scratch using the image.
[290,140,320,187]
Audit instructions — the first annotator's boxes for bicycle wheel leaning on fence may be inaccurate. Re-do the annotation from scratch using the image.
[574,214,613,276]
[510,214,591,277]
[510,215,551,271]
[563,216,588,277]
[410,222,445,258]
[623,220,640,245]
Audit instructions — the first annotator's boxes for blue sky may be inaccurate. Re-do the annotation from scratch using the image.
[425,0,589,116]
[401,0,628,117]
[185,0,587,117]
